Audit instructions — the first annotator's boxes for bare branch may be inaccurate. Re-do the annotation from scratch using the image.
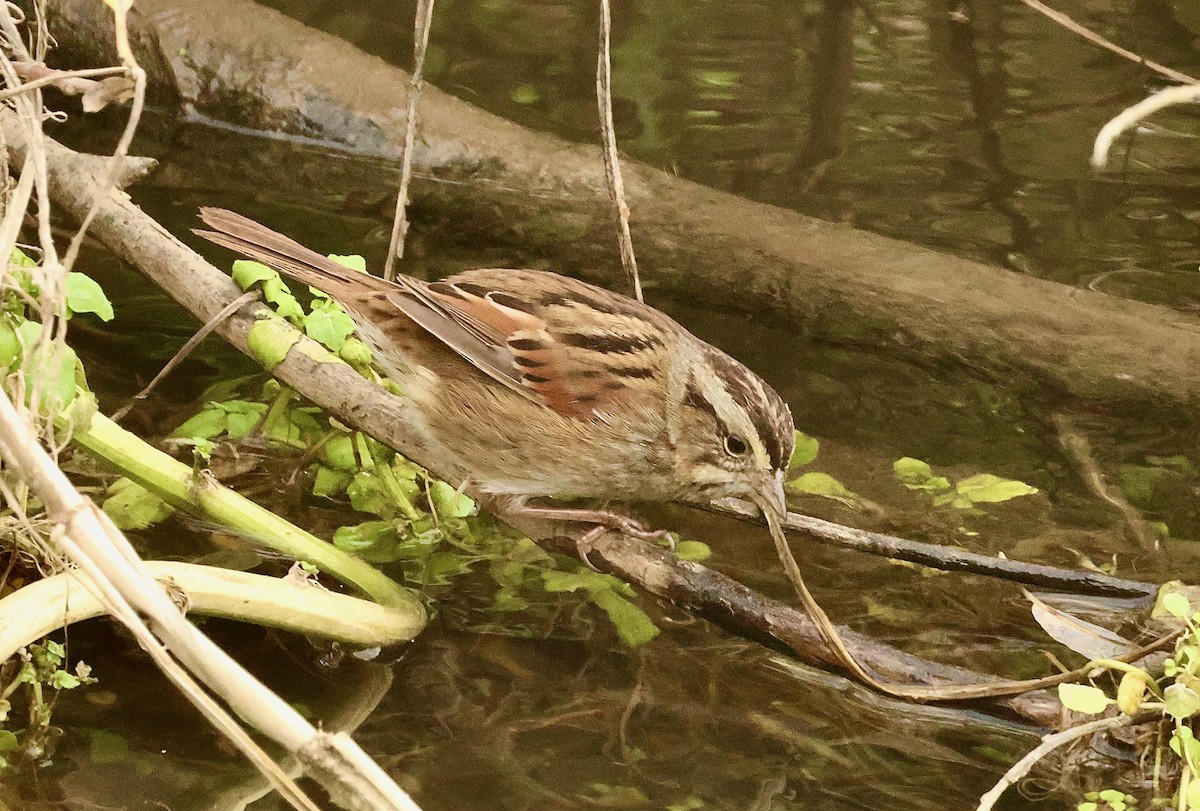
[1015,0,1198,86]
[975,715,1132,811]
[110,289,260,423]
[1093,83,1200,168]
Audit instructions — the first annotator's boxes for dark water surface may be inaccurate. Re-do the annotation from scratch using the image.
[9,0,1200,808]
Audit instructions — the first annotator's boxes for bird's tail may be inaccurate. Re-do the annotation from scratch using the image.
[194,207,390,298]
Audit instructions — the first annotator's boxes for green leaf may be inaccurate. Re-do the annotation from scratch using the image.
[285,407,324,445]
[262,277,303,320]
[674,540,711,562]
[1187,780,1200,811]
[247,317,302,371]
[9,247,36,268]
[0,317,21,370]
[590,588,659,647]
[231,259,278,289]
[1170,726,1200,764]
[954,473,1038,504]
[328,254,367,273]
[1146,454,1197,476]
[894,456,933,484]
[220,401,268,441]
[1163,591,1192,619]
[542,569,618,595]
[347,472,395,517]
[103,478,175,530]
[390,457,421,480]
[65,273,114,321]
[49,670,81,690]
[932,491,973,509]
[321,434,359,472]
[332,520,399,561]
[541,569,638,603]
[1075,804,1097,811]
[171,404,229,440]
[1057,683,1110,715]
[18,322,79,410]
[789,471,856,505]
[510,83,540,104]
[893,457,951,491]
[311,464,353,498]
[421,550,475,585]
[0,730,17,753]
[304,299,355,351]
[789,431,819,468]
[1118,465,1157,505]
[1164,683,1200,719]
[429,481,475,518]
[7,248,37,298]
[338,337,373,368]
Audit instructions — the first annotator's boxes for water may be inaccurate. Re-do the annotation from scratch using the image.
[8,0,1200,807]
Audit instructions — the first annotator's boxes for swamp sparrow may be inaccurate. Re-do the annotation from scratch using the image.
[195,208,795,553]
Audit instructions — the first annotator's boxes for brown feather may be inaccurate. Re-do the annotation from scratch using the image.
[194,209,669,418]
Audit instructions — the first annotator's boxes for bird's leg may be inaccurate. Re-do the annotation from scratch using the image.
[497,502,673,568]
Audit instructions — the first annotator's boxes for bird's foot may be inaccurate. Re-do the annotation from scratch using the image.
[506,505,673,569]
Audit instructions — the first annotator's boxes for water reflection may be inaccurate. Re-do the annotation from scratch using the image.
[263,0,1200,302]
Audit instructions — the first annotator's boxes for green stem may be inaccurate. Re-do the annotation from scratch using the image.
[70,411,422,615]
[374,447,421,521]
[1088,658,1166,699]
[354,432,376,471]
[254,384,301,447]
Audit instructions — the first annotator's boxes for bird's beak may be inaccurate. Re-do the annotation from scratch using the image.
[754,471,788,519]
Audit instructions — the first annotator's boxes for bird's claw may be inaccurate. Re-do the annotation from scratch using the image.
[574,517,673,570]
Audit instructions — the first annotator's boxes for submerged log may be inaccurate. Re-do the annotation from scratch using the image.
[36,0,1200,412]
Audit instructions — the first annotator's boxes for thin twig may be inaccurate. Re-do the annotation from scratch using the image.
[1015,0,1198,86]
[383,0,435,282]
[1053,413,1157,549]
[110,290,260,423]
[762,506,1176,701]
[1093,83,1200,168]
[0,6,67,440]
[597,0,642,302]
[0,64,126,102]
[709,498,1157,597]
[975,715,1132,811]
[59,0,146,276]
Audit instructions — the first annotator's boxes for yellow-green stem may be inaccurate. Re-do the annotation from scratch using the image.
[1089,658,1166,699]
[374,447,421,521]
[69,411,421,615]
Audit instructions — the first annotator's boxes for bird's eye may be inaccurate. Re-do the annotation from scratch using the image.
[724,434,748,456]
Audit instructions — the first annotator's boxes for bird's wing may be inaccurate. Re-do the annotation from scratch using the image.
[196,208,667,419]
[392,268,671,418]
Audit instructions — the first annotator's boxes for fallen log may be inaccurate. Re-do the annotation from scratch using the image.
[36,0,1200,412]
